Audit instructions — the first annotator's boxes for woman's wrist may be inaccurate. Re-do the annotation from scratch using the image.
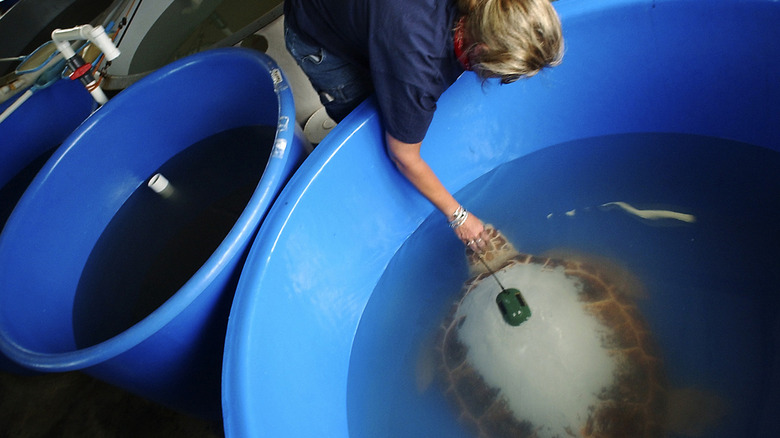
[448,205,469,229]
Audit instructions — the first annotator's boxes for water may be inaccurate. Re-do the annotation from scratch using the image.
[347,133,780,437]
[73,125,276,348]
[0,150,54,230]
[452,259,621,436]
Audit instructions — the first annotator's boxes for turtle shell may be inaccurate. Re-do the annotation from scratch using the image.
[437,226,666,438]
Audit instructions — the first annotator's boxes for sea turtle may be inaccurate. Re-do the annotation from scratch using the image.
[431,225,724,438]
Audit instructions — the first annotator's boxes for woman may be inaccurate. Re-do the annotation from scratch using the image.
[284,0,564,252]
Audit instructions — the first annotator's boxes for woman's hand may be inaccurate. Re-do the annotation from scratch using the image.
[453,213,489,253]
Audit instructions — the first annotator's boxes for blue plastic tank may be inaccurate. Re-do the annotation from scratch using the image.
[0,78,95,374]
[0,48,308,419]
[0,79,94,190]
[222,0,780,436]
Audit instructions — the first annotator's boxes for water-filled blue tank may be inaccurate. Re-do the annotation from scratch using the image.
[0,79,94,190]
[222,0,779,436]
[0,77,95,374]
[0,48,308,419]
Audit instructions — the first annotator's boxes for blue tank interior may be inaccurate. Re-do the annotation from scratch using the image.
[0,48,307,419]
[222,0,780,436]
[1,0,779,435]
[0,79,94,190]
[0,58,95,377]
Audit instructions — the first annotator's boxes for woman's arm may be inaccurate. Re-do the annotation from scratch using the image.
[385,132,487,252]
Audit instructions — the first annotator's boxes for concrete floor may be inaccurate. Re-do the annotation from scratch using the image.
[0,371,223,438]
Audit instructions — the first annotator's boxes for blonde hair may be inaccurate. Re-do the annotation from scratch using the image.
[457,0,564,83]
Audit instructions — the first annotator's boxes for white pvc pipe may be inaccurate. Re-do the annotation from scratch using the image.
[147,173,170,193]
[148,173,176,199]
[1,25,121,123]
[50,25,120,106]
[86,26,121,62]
[51,25,120,62]
[89,72,109,105]
[0,89,33,125]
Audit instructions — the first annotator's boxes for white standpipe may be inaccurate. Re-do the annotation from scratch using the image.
[51,25,121,105]
[148,173,177,199]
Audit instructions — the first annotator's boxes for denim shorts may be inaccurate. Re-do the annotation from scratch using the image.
[284,21,373,122]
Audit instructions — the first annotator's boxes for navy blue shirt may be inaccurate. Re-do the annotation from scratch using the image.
[285,0,464,144]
